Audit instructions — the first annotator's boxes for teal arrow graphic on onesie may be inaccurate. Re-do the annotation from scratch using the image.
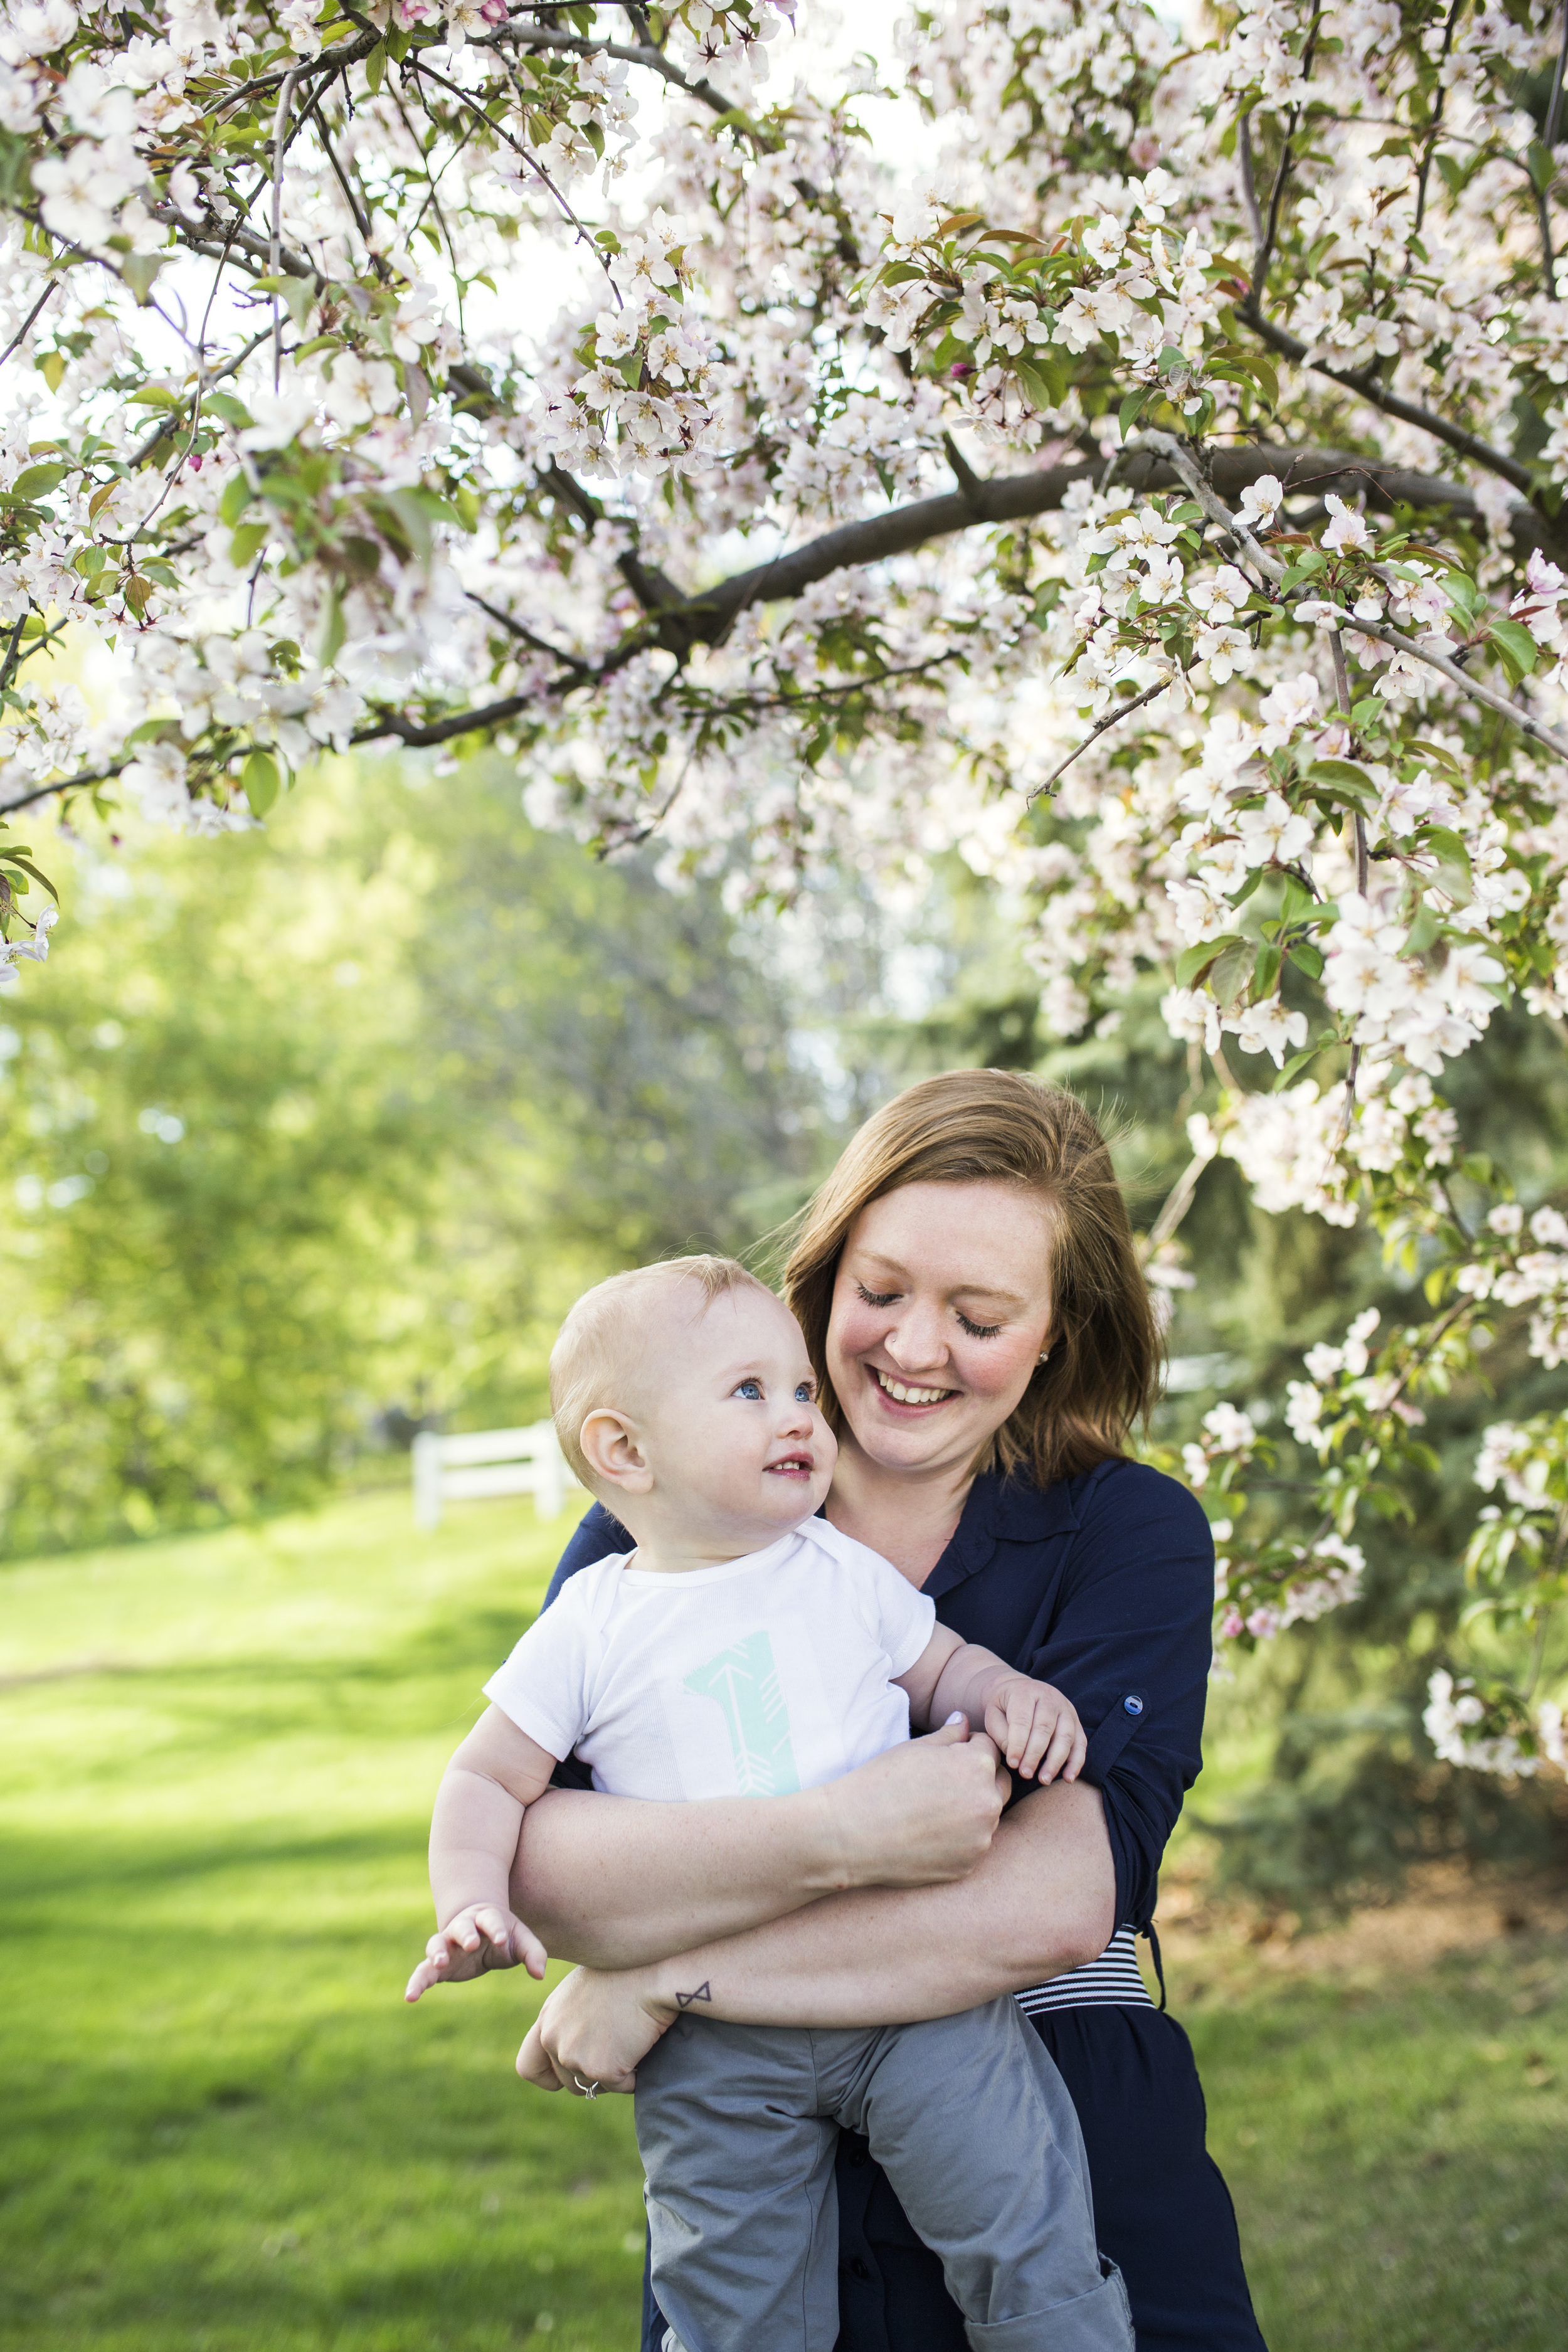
[683,1631,800,1796]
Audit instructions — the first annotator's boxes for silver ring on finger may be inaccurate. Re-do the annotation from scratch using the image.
[573,2074,601,2099]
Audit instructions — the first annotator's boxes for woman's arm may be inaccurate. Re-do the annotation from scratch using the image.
[517,1778,1116,2092]
[509,1717,1010,1969]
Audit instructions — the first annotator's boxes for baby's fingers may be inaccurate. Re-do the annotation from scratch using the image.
[1035,1709,1084,1786]
[991,1687,1036,1772]
[404,1951,450,2004]
[1015,1701,1059,1782]
[471,1906,520,1954]
[514,1922,549,1980]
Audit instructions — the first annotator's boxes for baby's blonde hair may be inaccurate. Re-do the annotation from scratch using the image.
[549,1254,778,1489]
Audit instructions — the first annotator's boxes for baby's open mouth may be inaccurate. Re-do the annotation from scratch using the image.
[766,1454,814,1476]
[872,1366,956,1407]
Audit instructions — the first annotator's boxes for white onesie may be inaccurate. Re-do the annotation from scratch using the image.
[482,1517,936,1802]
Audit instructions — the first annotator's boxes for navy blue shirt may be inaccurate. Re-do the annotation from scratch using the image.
[540,1455,1213,1927]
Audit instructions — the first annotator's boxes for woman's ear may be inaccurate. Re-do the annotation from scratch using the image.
[578,1407,653,1495]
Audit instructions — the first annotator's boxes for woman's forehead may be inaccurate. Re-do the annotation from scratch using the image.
[844,1181,1052,1290]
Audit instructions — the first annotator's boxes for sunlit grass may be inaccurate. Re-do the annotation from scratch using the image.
[2,1490,1564,2350]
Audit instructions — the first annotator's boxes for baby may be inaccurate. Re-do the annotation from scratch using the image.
[406,1256,1131,2352]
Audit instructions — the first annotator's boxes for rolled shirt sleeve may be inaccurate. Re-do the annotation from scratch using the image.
[1025,1461,1213,1926]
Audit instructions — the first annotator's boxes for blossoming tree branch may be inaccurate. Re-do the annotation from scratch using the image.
[0,0,1564,1774]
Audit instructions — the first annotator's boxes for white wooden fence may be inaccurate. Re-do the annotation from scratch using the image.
[411,1421,579,1530]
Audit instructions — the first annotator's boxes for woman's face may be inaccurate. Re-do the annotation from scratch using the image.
[825,1179,1054,1479]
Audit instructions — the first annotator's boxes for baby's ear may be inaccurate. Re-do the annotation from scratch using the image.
[577,1407,653,1493]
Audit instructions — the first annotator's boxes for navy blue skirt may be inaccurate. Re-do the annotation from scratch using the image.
[638,2004,1266,2352]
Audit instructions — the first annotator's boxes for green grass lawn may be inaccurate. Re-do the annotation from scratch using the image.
[2,1490,1565,2351]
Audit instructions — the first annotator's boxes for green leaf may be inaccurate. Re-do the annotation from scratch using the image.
[1526,140,1556,194]
[35,349,65,393]
[1285,938,1324,981]
[241,750,280,817]
[254,273,316,334]
[206,393,254,430]
[1251,941,1282,999]
[366,38,386,93]
[1404,903,1442,955]
[319,581,346,667]
[1309,756,1374,790]
[1275,1044,1322,1088]
[1486,616,1540,681]
[220,471,253,526]
[1417,824,1472,905]
[383,489,433,567]
[121,252,164,305]
[1210,937,1256,1009]
[1118,384,1152,442]
[1175,932,1242,987]
[229,521,268,570]
[9,462,67,501]
[1,851,57,901]
[1407,736,1463,776]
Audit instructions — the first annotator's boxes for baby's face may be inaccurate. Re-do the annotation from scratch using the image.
[640,1285,837,1542]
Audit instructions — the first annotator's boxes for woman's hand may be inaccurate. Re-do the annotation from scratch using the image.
[820,1714,1009,1889]
[516,1964,673,2096]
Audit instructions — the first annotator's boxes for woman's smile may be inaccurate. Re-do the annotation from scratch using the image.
[869,1364,958,1410]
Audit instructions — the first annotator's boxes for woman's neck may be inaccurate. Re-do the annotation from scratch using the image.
[824,1439,975,1587]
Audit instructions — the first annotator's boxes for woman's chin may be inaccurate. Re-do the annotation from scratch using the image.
[844,1397,976,1470]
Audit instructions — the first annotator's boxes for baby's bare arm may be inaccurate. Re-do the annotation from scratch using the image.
[405,1707,558,2001]
[899,1633,1087,1784]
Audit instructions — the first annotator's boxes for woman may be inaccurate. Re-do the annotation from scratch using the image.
[508,1071,1267,2352]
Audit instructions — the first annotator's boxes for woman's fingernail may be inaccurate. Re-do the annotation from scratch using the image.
[945,1710,965,1725]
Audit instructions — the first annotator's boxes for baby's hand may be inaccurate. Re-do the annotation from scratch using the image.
[983,1674,1086,1784]
[404,1905,548,2003]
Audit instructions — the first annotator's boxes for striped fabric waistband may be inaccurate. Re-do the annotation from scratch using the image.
[1013,1924,1153,2017]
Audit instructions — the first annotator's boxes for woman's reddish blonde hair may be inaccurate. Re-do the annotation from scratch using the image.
[782,1069,1160,1491]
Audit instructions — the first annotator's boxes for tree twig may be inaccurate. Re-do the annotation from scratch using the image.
[1027,679,1171,803]
[269,67,303,389]
[1147,1150,1211,1254]
[0,278,56,370]
[1237,112,1264,255]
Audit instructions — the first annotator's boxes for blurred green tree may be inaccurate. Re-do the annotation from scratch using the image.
[0,758,822,1552]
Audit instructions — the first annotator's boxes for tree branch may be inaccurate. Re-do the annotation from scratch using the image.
[1239,298,1535,499]
[465,591,590,675]
[0,762,124,815]
[342,440,1568,748]
[1337,613,1568,763]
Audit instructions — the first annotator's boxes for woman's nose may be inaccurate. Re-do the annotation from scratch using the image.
[885,1306,948,1373]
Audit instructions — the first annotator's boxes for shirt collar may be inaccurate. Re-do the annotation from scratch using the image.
[923,1465,1083,1602]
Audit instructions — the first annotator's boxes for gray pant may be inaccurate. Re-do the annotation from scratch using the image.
[634,2000,1134,2352]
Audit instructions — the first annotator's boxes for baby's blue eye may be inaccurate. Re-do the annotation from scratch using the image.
[795,1382,813,1402]
[734,1379,763,1401]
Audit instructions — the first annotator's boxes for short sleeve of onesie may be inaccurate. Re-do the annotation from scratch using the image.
[482,1559,620,1762]
[812,1522,936,1678]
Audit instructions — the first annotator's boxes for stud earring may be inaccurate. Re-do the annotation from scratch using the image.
[1037,1347,1051,1365]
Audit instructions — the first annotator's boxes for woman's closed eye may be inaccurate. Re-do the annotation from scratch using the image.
[957,1311,1003,1339]
[856,1281,898,1308]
